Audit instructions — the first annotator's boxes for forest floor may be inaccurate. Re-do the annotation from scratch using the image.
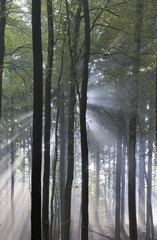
[0,178,157,240]
[71,222,157,240]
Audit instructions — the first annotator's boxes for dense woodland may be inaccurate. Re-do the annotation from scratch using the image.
[0,0,157,240]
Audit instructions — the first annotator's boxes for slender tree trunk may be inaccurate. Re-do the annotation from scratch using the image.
[108,145,111,208]
[138,113,145,228]
[80,1,90,239]
[115,128,122,240]
[31,0,43,238]
[103,154,108,217]
[60,90,66,240]
[11,96,15,225]
[42,0,54,239]
[113,142,116,214]
[95,145,100,224]
[146,111,154,240]
[128,1,143,239]
[0,0,6,118]
[23,140,26,182]
[63,71,76,240]
[63,2,82,239]
[50,106,60,239]
[121,139,126,232]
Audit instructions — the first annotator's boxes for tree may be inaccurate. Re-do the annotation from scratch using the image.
[115,127,122,240]
[42,0,54,239]
[63,1,82,239]
[0,0,7,118]
[80,0,90,239]
[128,0,144,239]
[31,0,43,239]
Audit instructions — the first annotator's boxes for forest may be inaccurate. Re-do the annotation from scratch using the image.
[0,0,157,239]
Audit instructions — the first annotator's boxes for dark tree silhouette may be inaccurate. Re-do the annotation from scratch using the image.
[128,0,144,239]
[80,0,90,239]
[42,0,54,239]
[31,0,43,239]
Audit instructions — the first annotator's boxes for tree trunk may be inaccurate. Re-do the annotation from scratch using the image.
[80,1,90,239]
[128,1,143,239]
[11,96,15,225]
[95,145,100,224]
[60,90,66,240]
[31,0,43,238]
[63,2,82,239]
[138,113,146,228]
[146,110,154,240]
[121,140,126,232]
[42,0,54,239]
[0,0,6,118]
[50,106,60,240]
[23,140,26,182]
[115,128,122,240]
[63,71,76,240]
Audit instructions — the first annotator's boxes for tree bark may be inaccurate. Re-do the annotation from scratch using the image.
[50,36,65,239]
[42,0,54,239]
[128,0,143,239]
[80,0,90,239]
[63,2,82,239]
[63,71,76,240]
[31,0,43,238]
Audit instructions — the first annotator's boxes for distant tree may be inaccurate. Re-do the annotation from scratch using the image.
[10,96,15,220]
[115,127,122,240]
[138,106,146,227]
[31,0,43,239]
[0,0,7,118]
[95,145,100,224]
[146,100,154,240]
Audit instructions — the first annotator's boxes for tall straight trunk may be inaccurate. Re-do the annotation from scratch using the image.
[42,0,54,239]
[63,71,76,240]
[51,34,66,240]
[95,145,100,224]
[128,1,143,239]
[0,0,6,118]
[63,2,82,239]
[121,139,126,232]
[11,96,15,224]
[108,145,111,205]
[31,0,43,238]
[80,1,90,239]
[60,90,66,240]
[113,142,116,213]
[50,36,65,237]
[138,114,145,227]
[23,140,26,182]
[156,54,157,146]
[50,105,60,239]
[146,112,154,240]
[104,170,108,216]
[115,128,122,240]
